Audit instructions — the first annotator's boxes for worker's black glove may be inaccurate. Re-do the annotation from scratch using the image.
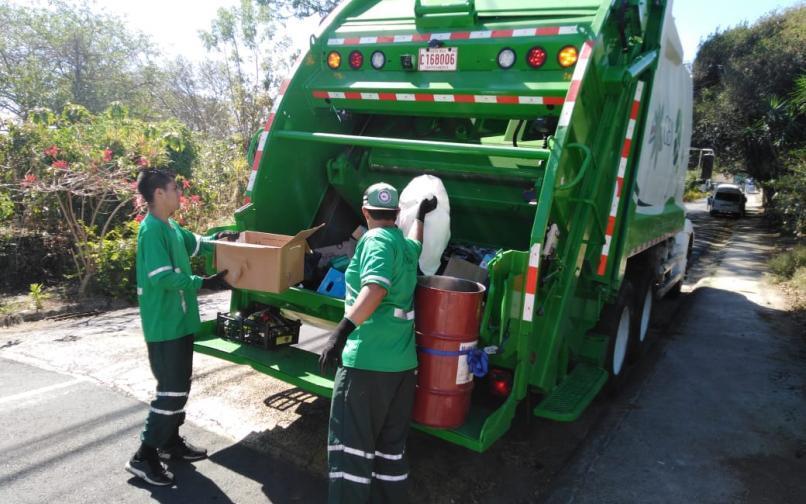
[319,318,356,374]
[417,195,438,222]
[215,231,240,242]
[201,270,231,290]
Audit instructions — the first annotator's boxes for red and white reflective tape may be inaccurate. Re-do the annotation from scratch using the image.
[522,243,541,322]
[597,81,645,276]
[313,90,564,106]
[245,79,290,204]
[557,39,594,128]
[327,26,578,46]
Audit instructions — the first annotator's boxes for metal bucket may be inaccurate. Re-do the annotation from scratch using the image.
[412,275,486,428]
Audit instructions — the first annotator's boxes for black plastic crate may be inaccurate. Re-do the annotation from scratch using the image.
[216,306,301,350]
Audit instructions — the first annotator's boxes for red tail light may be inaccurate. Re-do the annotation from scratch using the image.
[349,50,363,69]
[489,368,512,397]
[527,47,547,69]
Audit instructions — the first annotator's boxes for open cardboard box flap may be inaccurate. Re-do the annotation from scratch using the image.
[214,224,324,293]
[288,223,325,248]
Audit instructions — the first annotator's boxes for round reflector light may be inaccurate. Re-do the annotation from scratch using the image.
[497,48,516,69]
[526,47,547,68]
[370,51,385,69]
[558,45,579,68]
[349,50,363,69]
[327,51,341,69]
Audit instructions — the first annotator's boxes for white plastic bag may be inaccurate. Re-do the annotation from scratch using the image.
[397,175,451,275]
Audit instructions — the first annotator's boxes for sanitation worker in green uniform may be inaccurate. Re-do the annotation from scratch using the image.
[125,169,237,487]
[320,182,437,503]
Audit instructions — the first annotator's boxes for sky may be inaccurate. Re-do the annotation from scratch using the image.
[83,0,803,64]
[10,0,806,64]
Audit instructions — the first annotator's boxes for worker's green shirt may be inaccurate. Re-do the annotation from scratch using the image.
[136,213,214,343]
[341,226,422,372]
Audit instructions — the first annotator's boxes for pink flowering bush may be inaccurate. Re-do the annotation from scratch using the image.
[3,103,197,296]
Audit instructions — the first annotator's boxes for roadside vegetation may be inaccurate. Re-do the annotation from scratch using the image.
[692,5,805,308]
[768,244,806,310]
[0,0,337,307]
[683,171,708,202]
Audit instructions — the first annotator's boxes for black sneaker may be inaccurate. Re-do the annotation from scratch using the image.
[125,454,175,486]
[158,436,208,461]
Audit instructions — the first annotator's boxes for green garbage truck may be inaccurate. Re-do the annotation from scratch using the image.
[195,0,694,452]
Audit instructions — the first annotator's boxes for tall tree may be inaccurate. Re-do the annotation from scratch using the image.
[199,0,295,142]
[0,1,159,119]
[692,5,806,181]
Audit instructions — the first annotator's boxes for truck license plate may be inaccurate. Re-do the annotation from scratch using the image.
[418,47,457,71]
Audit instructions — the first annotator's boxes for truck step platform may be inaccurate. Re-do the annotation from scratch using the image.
[194,322,335,398]
[533,363,608,422]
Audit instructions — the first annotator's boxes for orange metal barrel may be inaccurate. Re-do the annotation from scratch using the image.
[412,276,485,428]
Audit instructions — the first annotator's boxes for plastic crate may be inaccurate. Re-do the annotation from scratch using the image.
[216,306,301,350]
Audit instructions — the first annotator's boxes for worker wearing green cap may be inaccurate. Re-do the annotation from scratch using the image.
[320,182,437,503]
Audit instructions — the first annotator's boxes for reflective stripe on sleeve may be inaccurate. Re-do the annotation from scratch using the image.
[148,265,173,278]
[191,234,202,257]
[329,471,371,484]
[137,287,143,296]
[149,406,185,415]
[156,391,188,397]
[362,275,391,287]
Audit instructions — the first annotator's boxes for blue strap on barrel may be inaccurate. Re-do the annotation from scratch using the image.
[416,346,489,378]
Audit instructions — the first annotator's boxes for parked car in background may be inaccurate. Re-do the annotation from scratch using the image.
[708,184,747,218]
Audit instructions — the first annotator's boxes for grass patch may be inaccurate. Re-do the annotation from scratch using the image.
[683,189,708,202]
[768,244,806,280]
[769,244,806,311]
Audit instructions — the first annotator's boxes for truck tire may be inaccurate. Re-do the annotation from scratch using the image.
[598,280,635,389]
[629,279,654,361]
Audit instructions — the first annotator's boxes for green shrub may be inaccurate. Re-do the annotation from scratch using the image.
[768,154,806,237]
[0,192,13,222]
[29,283,49,310]
[768,244,806,280]
[89,221,139,301]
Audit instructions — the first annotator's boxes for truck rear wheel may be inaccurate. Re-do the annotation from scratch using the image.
[629,280,654,362]
[598,280,635,387]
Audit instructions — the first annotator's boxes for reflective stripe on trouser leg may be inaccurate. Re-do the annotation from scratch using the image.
[327,367,417,504]
[370,369,416,504]
[328,366,373,504]
[141,334,194,448]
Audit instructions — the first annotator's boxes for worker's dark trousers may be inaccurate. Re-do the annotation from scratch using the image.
[140,334,194,449]
[327,366,417,504]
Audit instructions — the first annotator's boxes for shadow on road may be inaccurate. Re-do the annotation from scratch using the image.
[126,393,329,503]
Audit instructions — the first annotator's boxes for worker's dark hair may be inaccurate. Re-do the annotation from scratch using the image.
[136,169,175,204]
[366,208,399,221]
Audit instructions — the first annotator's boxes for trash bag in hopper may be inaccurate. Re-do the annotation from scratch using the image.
[397,175,451,275]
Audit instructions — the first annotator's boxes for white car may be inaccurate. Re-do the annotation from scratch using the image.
[708,184,746,218]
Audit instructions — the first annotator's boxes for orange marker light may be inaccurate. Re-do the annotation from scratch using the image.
[327,51,341,69]
[558,45,579,68]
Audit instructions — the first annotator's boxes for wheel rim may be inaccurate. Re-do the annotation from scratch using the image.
[639,287,652,343]
[613,307,630,376]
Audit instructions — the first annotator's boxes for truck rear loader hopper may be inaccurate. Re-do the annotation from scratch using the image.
[195,0,694,452]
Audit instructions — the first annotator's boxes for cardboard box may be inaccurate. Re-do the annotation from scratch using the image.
[214,225,323,293]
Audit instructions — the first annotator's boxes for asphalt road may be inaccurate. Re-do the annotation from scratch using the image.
[0,358,325,504]
[1,195,804,503]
